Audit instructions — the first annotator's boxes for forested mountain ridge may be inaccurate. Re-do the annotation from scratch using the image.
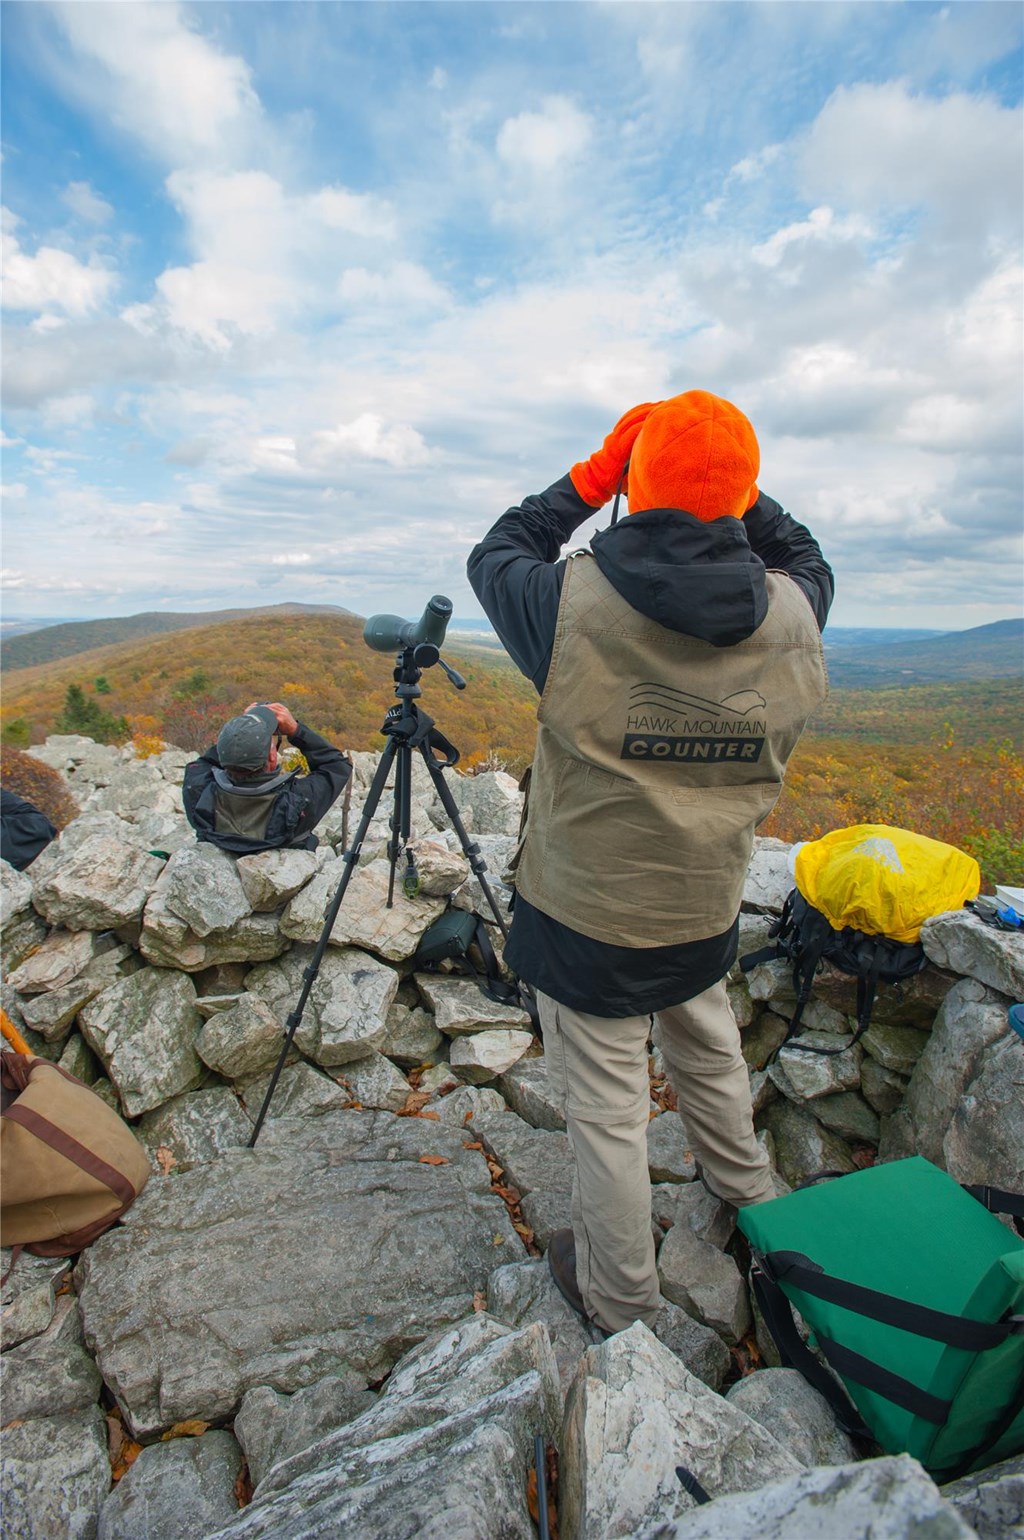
[824,618,1023,687]
[0,602,360,672]
[1,610,1020,883]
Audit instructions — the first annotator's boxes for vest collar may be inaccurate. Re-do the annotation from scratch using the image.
[212,766,297,796]
[590,508,768,647]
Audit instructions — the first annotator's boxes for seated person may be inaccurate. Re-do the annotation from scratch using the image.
[183,701,350,854]
[0,788,58,871]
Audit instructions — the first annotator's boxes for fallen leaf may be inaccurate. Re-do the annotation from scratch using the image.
[397,1089,433,1116]
[154,1145,178,1177]
[417,1110,440,1121]
[463,1109,474,1122]
[235,1461,254,1508]
[418,1154,449,1165]
[472,1289,487,1312]
[161,1419,210,1440]
[462,1140,483,1151]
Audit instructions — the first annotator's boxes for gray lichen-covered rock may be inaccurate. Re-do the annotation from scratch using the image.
[742,838,792,912]
[449,1027,533,1083]
[652,1184,735,1252]
[1,1253,69,1350]
[922,907,1024,1000]
[96,1429,243,1540]
[281,857,446,960]
[159,843,253,937]
[78,966,204,1116]
[244,944,398,1066]
[0,1406,111,1540]
[486,1258,596,1392]
[943,1032,1024,1190]
[333,1050,410,1111]
[651,1300,732,1392]
[432,1084,505,1124]
[656,1219,751,1344]
[235,1061,351,1122]
[725,1368,859,1467]
[941,1452,1024,1540]
[378,1002,444,1066]
[445,770,523,838]
[885,978,1012,1166]
[196,993,291,1080]
[233,1375,378,1489]
[560,1322,800,1539]
[861,1057,910,1116]
[638,1454,974,1540]
[235,847,319,912]
[141,882,288,972]
[206,1316,560,1539]
[1,1330,102,1422]
[770,1035,862,1100]
[647,1112,696,1183]
[862,1019,931,1075]
[137,1086,253,1171]
[739,1011,789,1070]
[497,1053,566,1132]
[75,1111,520,1436]
[405,837,470,895]
[0,855,34,930]
[762,1099,856,1188]
[30,830,164,930]
[811,1089,881,1144]
[415,972,532,1034]
[7,926,102,994]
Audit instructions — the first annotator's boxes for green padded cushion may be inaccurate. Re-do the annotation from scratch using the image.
[738,1157,1024,1473]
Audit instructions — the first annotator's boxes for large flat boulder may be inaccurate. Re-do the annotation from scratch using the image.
[244,944,398,1066]
[636,1453,974,1539]
[75,1111,521,1437]
[78,966,205,1116]
[30,829,164,930]
[560,1322,800,1539]
[206,1316,559,1539]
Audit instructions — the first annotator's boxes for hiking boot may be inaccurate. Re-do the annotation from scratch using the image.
[547,1229,611,1338]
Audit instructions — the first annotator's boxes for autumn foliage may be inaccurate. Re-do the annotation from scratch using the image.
[1,612,1020,886]
[0,747,79,831]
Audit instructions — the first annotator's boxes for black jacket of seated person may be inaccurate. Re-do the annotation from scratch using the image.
[182,722,350,854]
[1,787,58,871]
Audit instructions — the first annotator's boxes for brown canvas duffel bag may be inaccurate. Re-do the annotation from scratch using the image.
[1,1052,150,1257]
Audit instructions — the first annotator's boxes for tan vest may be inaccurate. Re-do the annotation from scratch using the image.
[515,554,828,946]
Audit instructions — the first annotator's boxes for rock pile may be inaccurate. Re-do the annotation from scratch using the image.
[1,733,1022,1539]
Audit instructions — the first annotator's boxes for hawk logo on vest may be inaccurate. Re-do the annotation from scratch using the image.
[621,684,767,764]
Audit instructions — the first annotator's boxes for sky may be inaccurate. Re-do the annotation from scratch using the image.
[1,1,1022,632]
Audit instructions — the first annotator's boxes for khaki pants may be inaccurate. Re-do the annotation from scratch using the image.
[538,979,774,1334]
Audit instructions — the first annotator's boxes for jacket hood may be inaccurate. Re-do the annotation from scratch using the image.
[588,507,768,647]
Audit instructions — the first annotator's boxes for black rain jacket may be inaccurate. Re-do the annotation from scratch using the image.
[466,476,834,1015]
[182,722,350,855]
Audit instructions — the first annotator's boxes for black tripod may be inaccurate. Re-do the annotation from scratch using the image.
[249,640,514,1145]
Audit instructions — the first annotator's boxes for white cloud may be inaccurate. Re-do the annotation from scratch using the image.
[1,221,116,317]
[308,415,433,469]
[2,483,28,500]
[496,96,592,173]
[752,206,875,268]
[802,81,1022,238]
[729,144,783,184]
[337,262,450,312]
[306,186,398,241]
[271,552,312,565]
[62,180,113,223]
[51,0,261,168]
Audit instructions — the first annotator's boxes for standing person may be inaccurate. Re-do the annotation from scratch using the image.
[467,390,832,1336]
[183,701,350,854]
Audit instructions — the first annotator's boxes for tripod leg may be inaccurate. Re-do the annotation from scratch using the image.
[418,743,511,941]
[248,736,400,1146]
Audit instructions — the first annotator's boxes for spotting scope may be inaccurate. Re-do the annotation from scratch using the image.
[363,595,453,654]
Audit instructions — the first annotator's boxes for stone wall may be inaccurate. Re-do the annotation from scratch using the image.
[1,735,1021,1539]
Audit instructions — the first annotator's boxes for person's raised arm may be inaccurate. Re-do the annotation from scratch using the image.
[743,493,834,631]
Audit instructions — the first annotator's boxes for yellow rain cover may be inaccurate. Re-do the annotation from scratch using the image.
[794,825,980,944]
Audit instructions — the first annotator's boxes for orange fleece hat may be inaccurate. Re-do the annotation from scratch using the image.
[628,390,760,521]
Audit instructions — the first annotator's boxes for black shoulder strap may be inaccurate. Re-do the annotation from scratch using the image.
[471,919,540,1034]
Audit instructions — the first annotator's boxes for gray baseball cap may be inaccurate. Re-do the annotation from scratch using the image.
[216,705,278,770]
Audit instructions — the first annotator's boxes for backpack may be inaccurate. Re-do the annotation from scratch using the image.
[1,1053,151,1266]
[414,908,539,1030]
[738,1158,1024,1482]
[739,825,980,1060]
